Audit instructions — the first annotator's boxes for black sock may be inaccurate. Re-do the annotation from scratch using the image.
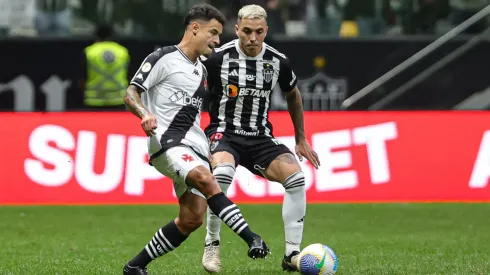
[207,192,256,245]
[128,220,188,268]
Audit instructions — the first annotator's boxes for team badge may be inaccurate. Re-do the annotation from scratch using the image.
[141,62,152,73]
[210,141,219,151]
[262,63,274,83]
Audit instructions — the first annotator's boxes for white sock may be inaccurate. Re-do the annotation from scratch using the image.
[282,171,306,256]
[205,163,235,245]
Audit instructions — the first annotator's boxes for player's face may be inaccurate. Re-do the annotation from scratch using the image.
[236,18,268,57]
[194,19,223,57]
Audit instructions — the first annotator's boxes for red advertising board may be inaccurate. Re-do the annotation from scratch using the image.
[1,111,490,205]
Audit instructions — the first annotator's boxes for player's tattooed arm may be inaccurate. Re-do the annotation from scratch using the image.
[285,86,321,168]
[125,85,157,136]
[124,85,150,119]
[285,87,306,143]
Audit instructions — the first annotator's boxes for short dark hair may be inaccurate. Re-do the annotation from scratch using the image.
[183,4,226,27]
[95,23,113,40]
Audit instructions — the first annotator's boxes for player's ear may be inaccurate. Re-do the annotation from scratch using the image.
[191,22,199,35]
[235,24,239,36]
[264,25,269,37]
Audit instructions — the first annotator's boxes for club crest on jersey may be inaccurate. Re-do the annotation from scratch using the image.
[262,63,274,83]
[224,84,238,98]
[210,140,219,151]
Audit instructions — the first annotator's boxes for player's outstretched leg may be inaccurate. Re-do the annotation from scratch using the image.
[263,153,306,272]
[123,189,207,274]
[280,170,306,272]
[203,162,235,273]
[189,165,270,261]
[123,220,188,275]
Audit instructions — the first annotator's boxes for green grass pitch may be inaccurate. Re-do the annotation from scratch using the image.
[1,203,489,274]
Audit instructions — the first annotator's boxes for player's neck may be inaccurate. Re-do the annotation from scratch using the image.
[177,39,199,63]
[239,44,262,58]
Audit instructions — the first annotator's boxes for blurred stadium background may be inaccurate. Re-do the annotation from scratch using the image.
[1,1,490,274]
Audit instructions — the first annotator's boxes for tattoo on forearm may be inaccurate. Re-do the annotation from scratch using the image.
[276,153,297,164]
[286,89,306,142]
[124,86,149,119]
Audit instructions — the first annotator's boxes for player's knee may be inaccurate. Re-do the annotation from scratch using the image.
[283,171,306,192]
[184,216,204,231]
[191,172,219,196]
[213,163,235,193]
[195,172,216,187]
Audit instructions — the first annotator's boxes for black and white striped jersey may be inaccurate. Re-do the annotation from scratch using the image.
[203,39,297,137]
[130,45,210,157]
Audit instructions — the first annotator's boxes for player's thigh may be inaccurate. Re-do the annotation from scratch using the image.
[265,152,302,183]
[211,151,236,167]
[149,144,209,200]
[245,137,301,183]
[209,132,240,167]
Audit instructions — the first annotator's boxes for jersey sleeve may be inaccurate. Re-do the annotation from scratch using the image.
[130,51,168,91]
[278,56,298,93]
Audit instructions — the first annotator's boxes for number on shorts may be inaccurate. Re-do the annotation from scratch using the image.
[210,133,223,141]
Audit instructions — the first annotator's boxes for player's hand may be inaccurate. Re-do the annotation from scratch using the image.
[141,114,157,137]
[295,139,320,169]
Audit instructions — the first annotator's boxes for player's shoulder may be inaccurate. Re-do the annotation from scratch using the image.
[200,40,236,66]
[156,45,179,55]
[143,46,179,66]
[263,42,289,61]
[215,39,237,54]
[205,40,237,60]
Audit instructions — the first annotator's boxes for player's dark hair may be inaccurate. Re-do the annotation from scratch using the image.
[183,4,226,27]
[95,23,113,40]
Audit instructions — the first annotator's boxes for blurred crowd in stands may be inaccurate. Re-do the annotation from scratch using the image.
[1,0,489,39]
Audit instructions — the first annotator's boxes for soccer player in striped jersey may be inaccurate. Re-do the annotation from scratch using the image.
[121,4,269,275]
[201,4,320,273]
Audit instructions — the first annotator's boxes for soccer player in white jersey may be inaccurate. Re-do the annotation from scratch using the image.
[122,4,269,275]
[201,4,321,273]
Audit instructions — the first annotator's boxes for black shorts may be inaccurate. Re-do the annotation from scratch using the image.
[208,131,292,177]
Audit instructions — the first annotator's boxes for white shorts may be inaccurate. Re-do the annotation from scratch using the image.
[148,136,208,199]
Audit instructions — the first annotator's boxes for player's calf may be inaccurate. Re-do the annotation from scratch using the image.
[205,162,235,244]
[126,220,189,270]
[175,193,206,235]
[281,171,306,259]
[265,154,306,260]
[202,162,236,272]
[175,216,203,235]
[187,166,270,259]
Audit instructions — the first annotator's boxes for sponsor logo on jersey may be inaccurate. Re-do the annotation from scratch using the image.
[224,84,270,98]
[224,84,238,98]
[169,91,204,109]
[234,129,259,136]
[246,75,255,81]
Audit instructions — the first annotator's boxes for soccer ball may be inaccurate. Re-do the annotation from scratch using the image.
[298,243,338,275]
